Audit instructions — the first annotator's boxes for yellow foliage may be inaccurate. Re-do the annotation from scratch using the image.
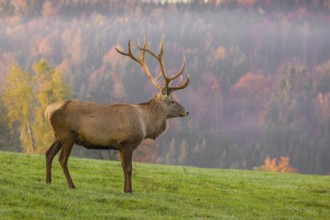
[2,60,71,154]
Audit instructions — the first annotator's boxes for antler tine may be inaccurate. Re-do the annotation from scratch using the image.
[159,34,164,57]
[116,38,163,92]
[166,58,187,94]
[158,35,168,84]
[168,58,186,81]
[115,39,142,65]
[138,39,146,62]
[168,74,190,94]
[137,37,159,61]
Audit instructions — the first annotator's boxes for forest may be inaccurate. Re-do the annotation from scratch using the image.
[0,0,330,174]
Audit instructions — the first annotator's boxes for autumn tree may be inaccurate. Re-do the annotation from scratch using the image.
[267,61,313,128]
[32,60,71,153]
[2,60,71,154]
[2,65,34,153]
[255,156,297,173]
[0,95,19,151]
[41,0,60,17]
[210,46,248,91]
[262,61,321,173]
[230,72,271,126]
[133,139,159,163]
[86,46,127,103]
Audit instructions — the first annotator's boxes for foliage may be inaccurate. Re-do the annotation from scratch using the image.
[0,0,330,174]
[133,139,159,163]
[267,60,313,127]
[2,65,34,153]
[229,72,271,126]
[1,152,329,219]
[254,156,298,173]
[2,60,71,153]
[0,98,19,150]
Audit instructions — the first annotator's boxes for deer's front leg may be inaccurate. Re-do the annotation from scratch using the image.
[120,149,133,193]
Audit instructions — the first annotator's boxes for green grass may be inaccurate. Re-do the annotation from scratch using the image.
[0,152,329,219]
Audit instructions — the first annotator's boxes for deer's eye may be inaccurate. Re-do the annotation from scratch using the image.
[171,100,176,104]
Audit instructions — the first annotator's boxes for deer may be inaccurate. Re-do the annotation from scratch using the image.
[44,36,190,193]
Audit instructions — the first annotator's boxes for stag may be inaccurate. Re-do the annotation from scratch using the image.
[45,36,190,193]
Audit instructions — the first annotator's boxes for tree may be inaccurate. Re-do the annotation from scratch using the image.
[0,95,19,151]
[42,0,60,17]
[190,73,222,130]
[229,73,271,126]
[2,65,34,153]
[313,60,330,125]
[262,61,324,173]
[210,46,248,91]
[32,59,71,153]
[255,156,297,173]
[313,59,330,94]
[2,60,71,154]
[267,61,313,128]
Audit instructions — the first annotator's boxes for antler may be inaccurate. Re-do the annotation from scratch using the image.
[115,39,162,92]
[116,36,190,96]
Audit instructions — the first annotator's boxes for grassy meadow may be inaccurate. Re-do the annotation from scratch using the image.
[0,151,329,219]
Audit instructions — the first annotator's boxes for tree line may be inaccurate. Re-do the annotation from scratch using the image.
[0,0,330,174]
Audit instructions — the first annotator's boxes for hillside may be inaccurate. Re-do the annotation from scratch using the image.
[0,152,329,219]
[1,0,330,174]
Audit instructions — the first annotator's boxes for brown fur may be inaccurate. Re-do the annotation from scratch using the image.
[45,93,188,192]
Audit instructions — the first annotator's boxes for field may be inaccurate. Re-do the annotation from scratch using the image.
[0,152,329,219]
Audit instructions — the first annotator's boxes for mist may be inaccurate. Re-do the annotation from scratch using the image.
[0,0,330,174]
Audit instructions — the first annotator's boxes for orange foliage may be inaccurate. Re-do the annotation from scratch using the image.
[230,73,271,104]
[208,46,227,65]
[258,156,298,173]
[229,73,271,125]
[133,139,159,163]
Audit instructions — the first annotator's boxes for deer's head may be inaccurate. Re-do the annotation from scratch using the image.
[116,36,190,119]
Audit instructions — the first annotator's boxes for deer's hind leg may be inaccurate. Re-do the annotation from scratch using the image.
[58,140,75,189]
[46,140,62,185]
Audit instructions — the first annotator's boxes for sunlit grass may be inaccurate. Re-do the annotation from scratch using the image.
[0,152,329,219]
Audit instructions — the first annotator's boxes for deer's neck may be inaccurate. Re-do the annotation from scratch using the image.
[138,99,167,140]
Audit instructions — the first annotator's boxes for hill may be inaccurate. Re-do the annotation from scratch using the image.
[0,152,329,219]
[1,0,330,174]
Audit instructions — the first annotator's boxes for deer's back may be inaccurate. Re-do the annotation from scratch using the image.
[45,101,146,148]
